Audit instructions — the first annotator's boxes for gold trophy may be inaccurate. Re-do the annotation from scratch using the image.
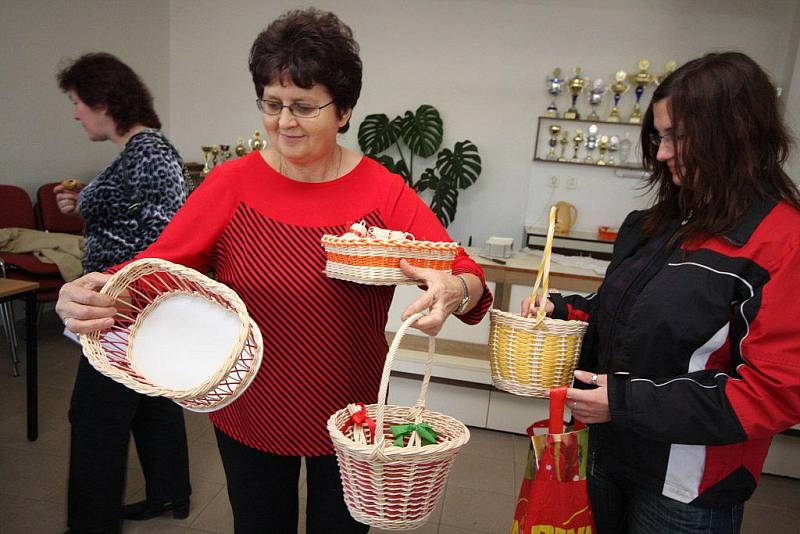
[546,124,561,160]
[558,129,569,162]
[571,129,584,161]
[656,60,678,85]
[587,78,606,121]
[584,124,599,163]
[544,68,565,118]
[597,135,609,166]
[211,145,221,167]
[564,67,587,120]
[201,145,213,175]
[235,138,247,157]
[219,144,232,161]
[248,130,265,151]
[628,59,655,123]
[607,71,629,123]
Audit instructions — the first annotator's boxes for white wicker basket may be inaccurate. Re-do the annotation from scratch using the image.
[327,313,470,529]
[80,258,263,412]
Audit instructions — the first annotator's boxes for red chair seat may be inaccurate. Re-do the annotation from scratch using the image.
[0,252,62,276]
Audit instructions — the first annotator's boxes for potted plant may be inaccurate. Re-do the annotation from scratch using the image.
[357,104,481,227]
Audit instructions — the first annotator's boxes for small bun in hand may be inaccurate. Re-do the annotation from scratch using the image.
[61,179,80,191]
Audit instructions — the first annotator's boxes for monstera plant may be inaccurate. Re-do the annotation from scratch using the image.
[357,105,481,227]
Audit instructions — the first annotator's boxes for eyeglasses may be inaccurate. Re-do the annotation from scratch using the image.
[648,132,684,149]
[256,99,335,118]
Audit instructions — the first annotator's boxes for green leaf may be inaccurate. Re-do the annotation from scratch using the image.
[416,168,458,227]
[398,105,443,158]
[436,140,482,190]
[358,114,400,154]
[373,154,412,185]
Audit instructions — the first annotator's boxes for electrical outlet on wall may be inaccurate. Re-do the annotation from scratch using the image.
[549,175,559,189]
[566,176,577,189]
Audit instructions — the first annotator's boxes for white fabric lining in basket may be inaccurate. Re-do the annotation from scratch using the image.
[131,294,242,391]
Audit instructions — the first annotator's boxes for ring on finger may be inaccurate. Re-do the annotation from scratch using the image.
[590,373,598,386]
[572,400,578,409]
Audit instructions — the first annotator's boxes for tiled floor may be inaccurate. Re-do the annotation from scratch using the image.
[0,312,798,533]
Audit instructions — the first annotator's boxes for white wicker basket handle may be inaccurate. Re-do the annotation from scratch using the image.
[527,206,558,324]
[374,312,435,448]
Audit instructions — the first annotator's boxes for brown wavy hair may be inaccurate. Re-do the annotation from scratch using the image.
[640,51,799,239]
[57,52,161,136]
[249,8,362,133]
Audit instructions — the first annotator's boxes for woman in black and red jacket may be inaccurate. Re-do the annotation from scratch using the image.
[527,52,800,533]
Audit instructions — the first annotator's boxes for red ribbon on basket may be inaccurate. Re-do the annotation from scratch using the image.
[340,402,377,443]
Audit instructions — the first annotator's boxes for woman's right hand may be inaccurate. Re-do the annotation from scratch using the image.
[520,294,555,317]
[56,272,117,334]
[54,181,85,215]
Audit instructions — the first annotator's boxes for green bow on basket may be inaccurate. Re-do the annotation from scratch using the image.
[390,422,438,447]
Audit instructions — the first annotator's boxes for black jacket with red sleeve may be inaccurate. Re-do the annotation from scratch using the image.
[552,196,800,507]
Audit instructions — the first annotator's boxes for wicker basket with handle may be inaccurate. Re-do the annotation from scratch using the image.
[327,312,470,530]
[488,207,589,397]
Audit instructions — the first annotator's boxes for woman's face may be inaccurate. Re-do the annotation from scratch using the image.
[67,90,113,142]
[261,79,350,166]
[653,98,683,186]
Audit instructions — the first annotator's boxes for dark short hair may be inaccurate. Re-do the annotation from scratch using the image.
[249,8,362,133]
[640,51,799,239]
[57,52,161,136]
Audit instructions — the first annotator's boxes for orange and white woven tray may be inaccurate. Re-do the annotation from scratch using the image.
[321,222,458,285]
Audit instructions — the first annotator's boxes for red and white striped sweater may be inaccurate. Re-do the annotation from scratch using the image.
[127,152,492,455]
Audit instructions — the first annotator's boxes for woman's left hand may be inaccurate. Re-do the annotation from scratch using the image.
[566,370,611,424]
[399,259,464,336]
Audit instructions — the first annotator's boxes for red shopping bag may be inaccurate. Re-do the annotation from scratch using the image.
[511,387,596,534]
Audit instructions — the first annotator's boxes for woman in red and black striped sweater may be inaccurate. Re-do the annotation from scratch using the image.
[56,8,492,533]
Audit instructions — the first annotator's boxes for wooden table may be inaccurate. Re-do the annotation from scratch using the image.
[0,279,39,441]
[464,246,605,310]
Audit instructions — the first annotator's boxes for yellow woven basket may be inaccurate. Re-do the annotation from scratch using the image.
[327,313,470,530]
[321,223,458,285]
[488,207,588,397]
[80,258,263,412]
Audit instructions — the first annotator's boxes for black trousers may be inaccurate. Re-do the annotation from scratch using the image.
[67,357,191,531]
[215,427,370,534]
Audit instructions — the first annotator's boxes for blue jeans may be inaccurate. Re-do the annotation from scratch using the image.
[588,462,744,533]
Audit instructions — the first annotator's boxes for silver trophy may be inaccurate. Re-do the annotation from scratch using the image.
[587,78,606,121]
[607,135,620,165]
[584,124,599,163]
[544,68,565,118]
[618,132,633,165]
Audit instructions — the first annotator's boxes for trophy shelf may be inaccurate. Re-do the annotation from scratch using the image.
[533,116,643,171]
[532,157,642,172]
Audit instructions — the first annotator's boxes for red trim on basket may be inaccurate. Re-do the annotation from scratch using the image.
[341,402,377,443]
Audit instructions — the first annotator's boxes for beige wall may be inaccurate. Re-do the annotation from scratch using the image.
[0,0,171,198]
[782,4,800,183]
[3,0,799,242]
[167,0,800,246]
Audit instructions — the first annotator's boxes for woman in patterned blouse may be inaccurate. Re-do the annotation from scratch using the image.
[55,52,190,534]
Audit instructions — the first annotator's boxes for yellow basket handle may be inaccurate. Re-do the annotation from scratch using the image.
[526,206,557,324]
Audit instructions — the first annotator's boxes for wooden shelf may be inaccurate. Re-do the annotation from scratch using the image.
[533,157,642,171]
[534,116,643,171]
[539,115,645,127]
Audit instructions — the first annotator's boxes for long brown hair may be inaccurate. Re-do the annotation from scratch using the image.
[640,51,799,239]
